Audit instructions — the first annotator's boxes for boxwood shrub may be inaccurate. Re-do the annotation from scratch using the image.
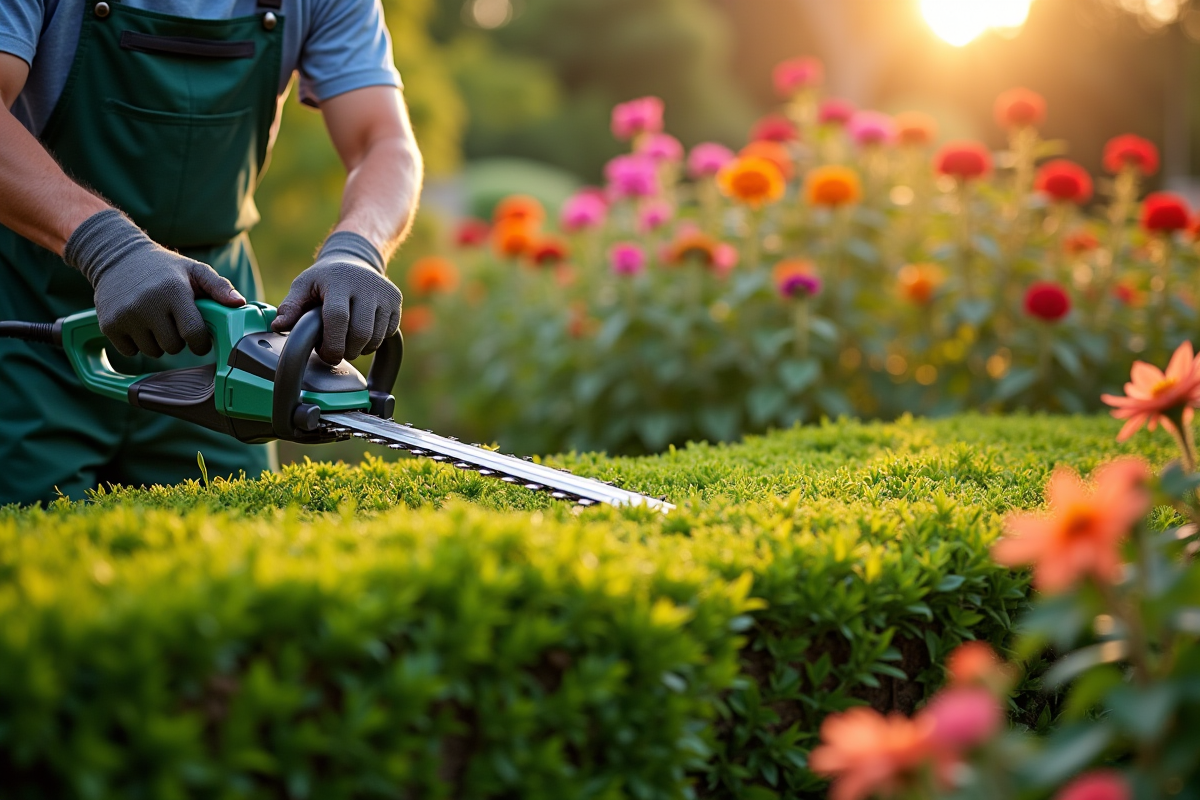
[0,414,1174,799]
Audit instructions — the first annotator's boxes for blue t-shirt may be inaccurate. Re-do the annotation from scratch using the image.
[0,0,403,136]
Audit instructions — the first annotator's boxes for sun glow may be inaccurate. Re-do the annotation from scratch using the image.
[920,0,1035,47]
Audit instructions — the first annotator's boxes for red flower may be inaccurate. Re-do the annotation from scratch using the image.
[994,88,1046,130]
[455,218,490,248]
[1035,159,1093,204]
[529,236,570,267]
[750,114,798,143]
[1055,771,1131,800]
[1023,281,1071,322]
[934,141,992,181]
[1141,192,1190,233]
[1103,134,1159,177]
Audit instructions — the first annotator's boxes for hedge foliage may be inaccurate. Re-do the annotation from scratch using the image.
[0,415,1176,799]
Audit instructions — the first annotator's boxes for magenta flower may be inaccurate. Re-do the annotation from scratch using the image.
[636,133,684,164]
[605,154,660,200]
[611,97,664,141]
[638,200,674,233]
[609,242,647,276]
[849,111,895,147]
[560,191,607,232]
[818,98,856,127]
[773,56,823,97]
[779,272,822,298]
[687,142,735,179]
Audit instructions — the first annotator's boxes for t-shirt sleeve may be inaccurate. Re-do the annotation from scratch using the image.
[0,1,44,66]
[297,0,401,108]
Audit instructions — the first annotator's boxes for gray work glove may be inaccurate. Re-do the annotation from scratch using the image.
[271,231,402,365]
[64,209,246,358]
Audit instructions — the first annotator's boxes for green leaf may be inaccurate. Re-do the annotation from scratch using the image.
[777,359,820,394]
[935,574,966,592]
[1052,341,1082,378]
[992,367,1039,402]
[748,387,788,425]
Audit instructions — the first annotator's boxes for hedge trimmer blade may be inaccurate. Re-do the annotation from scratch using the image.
[324,411,674,511]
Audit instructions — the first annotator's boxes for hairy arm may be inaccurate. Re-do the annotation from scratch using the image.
[320,85,423,261]
[0,53,110,255]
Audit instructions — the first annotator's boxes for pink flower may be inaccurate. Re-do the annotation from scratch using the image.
[773,56,824,97]
[688,143,735,179]
[605,154,660,200]
[636,133,684,164]
[611,96,664,141]
[849,111,895,147]
[608,242,646,276]
[921,687,1002,751]
[638,199,674,233]
[713,243,739,274]
[560,191,607,233]
[1056,771,1131,800]
[819,98,856,126]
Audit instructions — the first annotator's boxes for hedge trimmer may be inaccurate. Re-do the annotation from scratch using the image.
[0,301,672,510]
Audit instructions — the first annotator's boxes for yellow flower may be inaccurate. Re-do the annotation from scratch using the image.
[804,165,862,208]
[717,156,786,208]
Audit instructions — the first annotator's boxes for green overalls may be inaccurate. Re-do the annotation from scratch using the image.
[0,0,286,504]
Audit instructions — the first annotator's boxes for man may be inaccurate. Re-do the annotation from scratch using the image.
[0,0,422,504]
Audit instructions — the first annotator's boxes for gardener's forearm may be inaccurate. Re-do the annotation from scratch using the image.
[0,55,109,255]
[323,86,423,264]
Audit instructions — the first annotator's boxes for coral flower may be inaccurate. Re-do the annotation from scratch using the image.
[666,230,720,266]
[1063,230,1099,256]
[608,242,646,276]
[688,142,735,179]
[894,111,938,147]
[605,154,660,200]
[454,218,490,248]
[560,191,607,232]
[994,87,1046,130]
[492,219,536,259]
[493,194,544,226]
[636,132,684,163]
[1023,282,1071,322]
[1112,279,1145,308]
[934,141,992,181]
[773,259,821,298]
[400,305,433,336]
[611,96,664,140]
[992,458,1152,592]
[1103,134,1159,177]
[713,243,739,274]
[946,642,1007,689]
[740,140,795,182]
[717,156,786,208]
[921,687,1002,751]
[751,114,799,143]
[1102,341,1200,442]
[897,263,945,305]
[1141,192,1190,233]
[529,236,570,267]
[1035,159,1093,205]
[849,111,896,147]
[408,256,459,295]
[805,165,863,208]
[1056,771,1132,800]
[774,55,823,97]
[808,707,937,800]
[638,199,674,233]
[818,98,856,126]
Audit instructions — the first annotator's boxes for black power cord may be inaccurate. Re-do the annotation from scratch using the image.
[0,320,63,346]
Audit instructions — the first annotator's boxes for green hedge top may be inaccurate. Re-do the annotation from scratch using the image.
[0,415,1175,799]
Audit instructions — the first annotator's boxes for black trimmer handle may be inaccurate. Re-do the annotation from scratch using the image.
[272,308,404,439]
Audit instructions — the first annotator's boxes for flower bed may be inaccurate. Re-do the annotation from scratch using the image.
[0,414,1173,798]
[396,63,1198,456]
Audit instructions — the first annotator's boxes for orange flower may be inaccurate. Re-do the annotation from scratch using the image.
[666,230,720,266]
[718,156,786,207]
[895,111,938,147]
[805,165,863,208]
[407,256,459,295]
[566,301,597,339]
[945,641,1013,693]
[992,458,1151,593]
[529,236,570,267]
[1102,342,1200,441]
[492,194,544,226]
[739,140,795,181]
[897,264,944,305]
[1063,230,1100,256]
[400,305,433,336]
[808,707,937,800]
[492,220,536,259]
[1112,279,1144,308]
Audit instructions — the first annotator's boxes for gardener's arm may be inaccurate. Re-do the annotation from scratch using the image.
[272,86,423,364]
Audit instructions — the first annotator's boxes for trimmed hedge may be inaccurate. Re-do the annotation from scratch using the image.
[0,415,1175,799]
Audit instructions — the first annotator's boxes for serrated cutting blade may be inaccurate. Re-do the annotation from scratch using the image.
[325,411,674,511]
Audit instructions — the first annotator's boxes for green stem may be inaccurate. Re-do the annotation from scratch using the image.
[793,299,810,360]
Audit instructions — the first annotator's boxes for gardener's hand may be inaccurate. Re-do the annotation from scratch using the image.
[64,209,245,358]
[272,231,402,365]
